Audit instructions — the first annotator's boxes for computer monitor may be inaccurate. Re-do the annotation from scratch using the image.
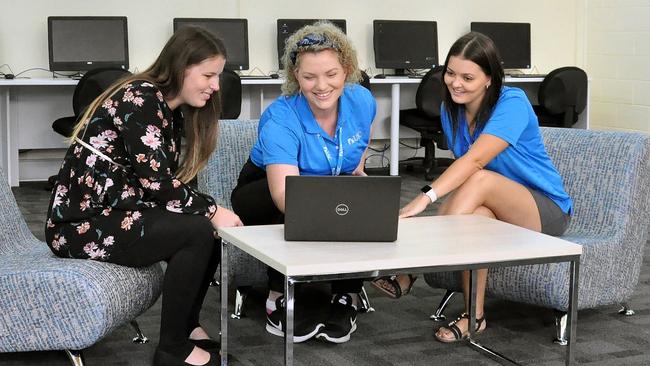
[48,16,129,72]
[373,20,439,76]
[276,19,347,69]
[470,22,531,69]
[174,18,249,71]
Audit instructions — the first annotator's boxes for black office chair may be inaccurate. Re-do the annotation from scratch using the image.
[219,69,242,119]
[52,67,132,138]
[46,67,132,190]
[359,70,371,91]
[533,66,588,128]
[399,66,452,181]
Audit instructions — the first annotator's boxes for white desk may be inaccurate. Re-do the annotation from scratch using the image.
[0,76,588,186]
[218,215,582,366]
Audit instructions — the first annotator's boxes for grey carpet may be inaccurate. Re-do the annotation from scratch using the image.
[3,168,650,366]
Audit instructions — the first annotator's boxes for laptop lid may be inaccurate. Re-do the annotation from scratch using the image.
[284,175,401,242]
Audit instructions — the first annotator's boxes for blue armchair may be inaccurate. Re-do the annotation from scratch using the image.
[424,127,650,344]
[0,166,164,366]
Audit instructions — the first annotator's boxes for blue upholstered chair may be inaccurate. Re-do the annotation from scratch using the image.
[424,127,650,344]
[197,119,267,319]
[0,166,164,366]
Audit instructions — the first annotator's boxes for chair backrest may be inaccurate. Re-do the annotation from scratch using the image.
[219,69,242,119]
[0,166,39,255]
[197,119,258,209]
[415,66,445,120]
[540,127,650,239]
[359,70,371,92]
[538,66,588,125]
[72,67,132,117]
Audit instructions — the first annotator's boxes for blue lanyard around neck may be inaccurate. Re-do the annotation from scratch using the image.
[316,126,344,176]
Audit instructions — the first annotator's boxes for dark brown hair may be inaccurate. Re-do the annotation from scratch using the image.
[71,26,227,182]
[442,32,504,143]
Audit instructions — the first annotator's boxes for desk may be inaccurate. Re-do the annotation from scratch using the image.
[217,215,582,366]
[0,76,588,186]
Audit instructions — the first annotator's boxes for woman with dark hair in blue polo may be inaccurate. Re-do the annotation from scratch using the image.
[373,32,572,343]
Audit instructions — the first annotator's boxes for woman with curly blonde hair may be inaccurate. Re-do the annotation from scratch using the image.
[231,21,375,344]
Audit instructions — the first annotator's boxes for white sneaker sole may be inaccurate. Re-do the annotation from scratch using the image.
[315,322,357,344]
[265,322,324,343]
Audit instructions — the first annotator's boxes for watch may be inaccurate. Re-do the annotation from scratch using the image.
[420,185,438,203]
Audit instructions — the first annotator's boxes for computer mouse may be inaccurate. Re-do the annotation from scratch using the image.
[269,73,280,79]
[4,74,15,79]
[374,74,386,79]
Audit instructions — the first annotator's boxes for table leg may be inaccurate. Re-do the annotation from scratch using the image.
[284,278,295,366]
[468,269,477,340]
[467,268,520,365]
[566,259,580,365]
[220,240,229,366]
[389,83,400,176]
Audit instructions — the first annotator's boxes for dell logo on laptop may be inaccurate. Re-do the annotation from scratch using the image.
[335,204,350,216]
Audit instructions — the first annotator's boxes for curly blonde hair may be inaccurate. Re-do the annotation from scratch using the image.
[280,21,362,95]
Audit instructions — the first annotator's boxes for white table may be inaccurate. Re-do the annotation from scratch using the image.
[217,215,582,366]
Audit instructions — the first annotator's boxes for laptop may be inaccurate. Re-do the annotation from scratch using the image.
[284,175,401,242]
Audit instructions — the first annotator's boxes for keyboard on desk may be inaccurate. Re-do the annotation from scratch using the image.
[239,75,273,80]
[508,73,546,78]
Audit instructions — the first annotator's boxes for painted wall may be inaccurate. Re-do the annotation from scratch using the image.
[586,0,650,132]
[1,0,578,77]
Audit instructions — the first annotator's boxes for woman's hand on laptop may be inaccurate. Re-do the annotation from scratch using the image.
[211,205,244,228]
[351,168,367,176]
[399,195,430,218]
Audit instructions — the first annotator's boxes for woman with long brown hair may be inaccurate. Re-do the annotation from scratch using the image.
[45,26,241,366]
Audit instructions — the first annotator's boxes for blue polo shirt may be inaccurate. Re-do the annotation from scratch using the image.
[250,84,376,176]
[441,86,573,214]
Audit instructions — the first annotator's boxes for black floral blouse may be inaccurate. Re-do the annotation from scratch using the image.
[45,80,217,260]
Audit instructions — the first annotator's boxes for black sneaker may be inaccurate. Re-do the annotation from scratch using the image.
[265,296,324,343]
[316,293,358,343]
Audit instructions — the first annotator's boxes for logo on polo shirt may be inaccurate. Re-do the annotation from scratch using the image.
[347,131,362,145]
[335,203,350,216]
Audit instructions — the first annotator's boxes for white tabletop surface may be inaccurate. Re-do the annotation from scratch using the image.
[218,215,582,277]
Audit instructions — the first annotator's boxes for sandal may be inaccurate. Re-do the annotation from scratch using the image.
[371,274,417,299]
[434,313,486,343]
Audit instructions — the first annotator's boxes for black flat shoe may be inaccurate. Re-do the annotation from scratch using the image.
[154,348,221,366]
[190,338,220,352]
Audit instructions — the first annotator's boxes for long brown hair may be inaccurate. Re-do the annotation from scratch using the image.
[442,32,504,144]
[70,26,227,183]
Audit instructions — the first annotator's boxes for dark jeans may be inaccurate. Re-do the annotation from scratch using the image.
[231,159,363,294]
[109,208,219,358]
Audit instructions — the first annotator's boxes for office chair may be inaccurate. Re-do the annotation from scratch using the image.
[219,69,242,119]
[359,70,371,91]
[46,67,132,191]
[533,66,588,128]
[52,67,132,138]
[399,66,452,181]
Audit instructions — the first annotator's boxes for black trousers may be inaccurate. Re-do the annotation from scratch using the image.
[231,159,363,294]
[109,208,218,357]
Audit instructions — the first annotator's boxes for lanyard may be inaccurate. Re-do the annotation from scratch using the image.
[316,126,344,176]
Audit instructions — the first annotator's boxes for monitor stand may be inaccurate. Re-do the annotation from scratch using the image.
[382,69,409,78]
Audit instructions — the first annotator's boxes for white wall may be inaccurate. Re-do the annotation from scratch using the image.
[586,0,650,133]
[1,0,579,77]
[0,0,239,77]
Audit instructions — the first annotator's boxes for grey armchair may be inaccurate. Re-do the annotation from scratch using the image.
[424,127,650,344]
[0,166,164,366]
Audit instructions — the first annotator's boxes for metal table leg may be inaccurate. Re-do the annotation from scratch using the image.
[284,278,295,366]
[566,259,580,366]
[220,240,229,365]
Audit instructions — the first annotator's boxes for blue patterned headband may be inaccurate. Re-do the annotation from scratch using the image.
[289,33,340,65]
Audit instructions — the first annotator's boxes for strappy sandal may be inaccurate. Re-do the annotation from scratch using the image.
[434,312,486,343]
[371,274,417,299]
